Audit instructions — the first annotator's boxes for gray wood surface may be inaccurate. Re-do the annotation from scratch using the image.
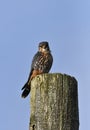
[29,73,79,130]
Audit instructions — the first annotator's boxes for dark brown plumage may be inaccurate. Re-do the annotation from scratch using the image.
[21,41,53,98]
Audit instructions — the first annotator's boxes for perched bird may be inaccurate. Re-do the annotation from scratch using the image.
[21,41,53,98]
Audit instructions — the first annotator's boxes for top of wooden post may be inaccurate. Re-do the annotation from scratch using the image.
[30,73,79,130]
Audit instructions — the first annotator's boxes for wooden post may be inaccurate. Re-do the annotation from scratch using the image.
[29,73,79,130]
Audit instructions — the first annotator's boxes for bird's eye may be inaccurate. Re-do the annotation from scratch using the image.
[44,44,48,48]
[39,45,42,47]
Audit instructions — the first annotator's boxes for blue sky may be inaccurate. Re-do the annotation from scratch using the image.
[0,0,89,130]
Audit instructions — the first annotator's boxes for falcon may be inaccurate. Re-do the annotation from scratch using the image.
[21,41,53,98]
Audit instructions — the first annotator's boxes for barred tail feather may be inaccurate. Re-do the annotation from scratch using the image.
[21,82,31,98]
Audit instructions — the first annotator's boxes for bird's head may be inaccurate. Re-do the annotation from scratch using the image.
[38,41,50,53]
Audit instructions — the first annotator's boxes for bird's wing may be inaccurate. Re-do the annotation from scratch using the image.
[31,51,42,70]
[27,51,41,81]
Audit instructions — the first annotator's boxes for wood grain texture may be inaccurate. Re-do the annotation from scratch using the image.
[29,73,79,130]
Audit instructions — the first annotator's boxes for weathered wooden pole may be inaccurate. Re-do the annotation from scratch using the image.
[29,73,79,130]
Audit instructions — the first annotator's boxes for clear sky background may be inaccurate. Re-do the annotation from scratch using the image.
[0,0,89,130]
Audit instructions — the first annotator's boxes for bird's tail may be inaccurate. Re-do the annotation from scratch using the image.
[21,82,31,98]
